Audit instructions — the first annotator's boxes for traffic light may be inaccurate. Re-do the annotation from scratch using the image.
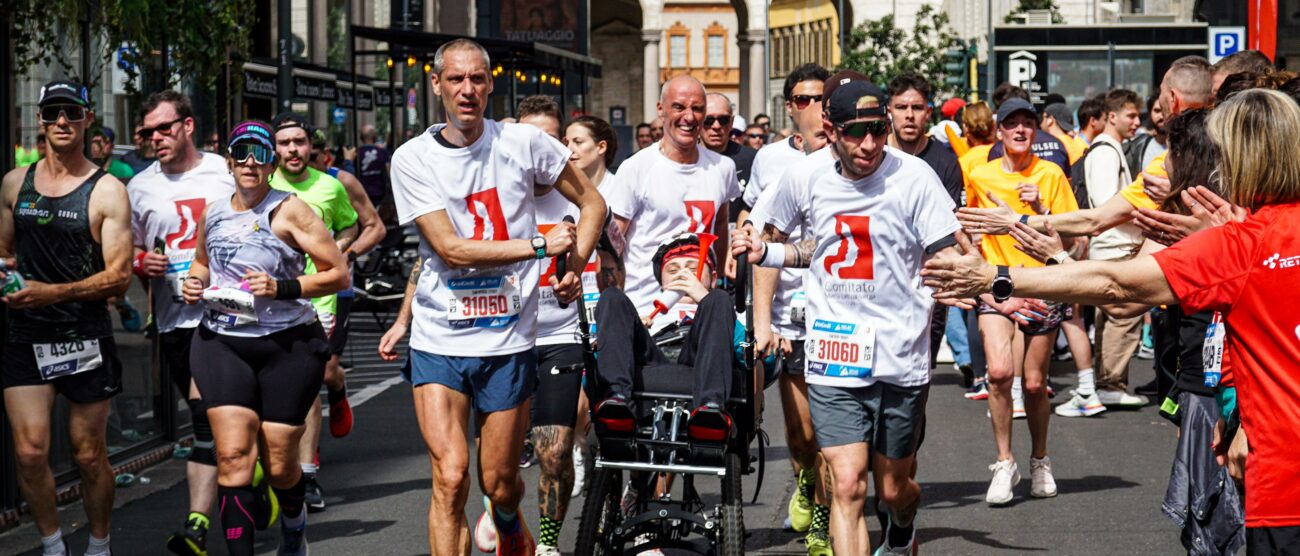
[944,39,970,93]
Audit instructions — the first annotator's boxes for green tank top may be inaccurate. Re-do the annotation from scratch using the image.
[269,167,358,315]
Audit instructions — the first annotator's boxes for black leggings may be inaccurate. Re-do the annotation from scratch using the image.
[190,322,329,425]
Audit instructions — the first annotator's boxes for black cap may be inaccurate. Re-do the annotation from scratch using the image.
[822,70,872,105]
[996,98,1038,124]
[38,79,90,107]
[826,81,888,126]
[1043,103,1074,132]
[271,112,310,133]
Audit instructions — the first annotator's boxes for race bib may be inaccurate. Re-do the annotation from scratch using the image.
[202,286,258,327]
[806,319,876,378]
[788,290,808,324]
[163,250,196,302]
[447,274,522,329]
[34,339,103,381]
[1202,312,1225,388]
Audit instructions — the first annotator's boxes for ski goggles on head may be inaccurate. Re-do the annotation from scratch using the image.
[229,142,275,165]
[39,104,87,124]
[838,119,890,139]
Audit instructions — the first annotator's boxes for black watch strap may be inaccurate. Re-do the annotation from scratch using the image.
[992,265,1014,302]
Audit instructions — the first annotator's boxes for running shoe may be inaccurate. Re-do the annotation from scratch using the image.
[253,461,280,530]
[686,403,732,443]
[956,363,974,387]
[964,379,988,400]
[1136,345,1155,360]
[872,521,916,555]
[328,391,353,438]
[1054,392,1107,417]
[519,436,537,469]
[986,459,1020,506]
[495,516,534,556]
[474,496,498,553]
[117,298,143,332]
[787,469,814,532]
[536,544,561,556]
[304,474,325,513]
[166,511,209,556]
[1030,456,1058,498]
[1097,390,1149,408]
[805,529,832,556]
[1135,378,1159,397]
[277,514,308,556]
[1012,397,1026,420]
[572,443,587,498]
[1046,381,1057,399]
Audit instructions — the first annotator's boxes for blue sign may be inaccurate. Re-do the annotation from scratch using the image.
[1208,27,1245,64]
[332,107,347,125]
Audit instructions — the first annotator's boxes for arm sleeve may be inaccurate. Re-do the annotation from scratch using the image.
[529,129,572,187]
[1151,221,1258,314]
[391,147,446,226]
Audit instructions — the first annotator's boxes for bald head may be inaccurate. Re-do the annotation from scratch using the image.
[658,76,707,153]
[661,76,706,105]
[702,93,735,151]
[1159,56,1213,116]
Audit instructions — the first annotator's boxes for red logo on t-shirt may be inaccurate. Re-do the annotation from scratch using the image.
[467,188,509,241]
[824,214,874,279]
[164,198,207,250]
[684,200,716,234]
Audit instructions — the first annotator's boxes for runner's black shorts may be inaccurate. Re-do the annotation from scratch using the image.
[160,327,197,397]
[190,322,329,425]
[328,295,353,356]
[531,343,584,428]
[3,337,122,403]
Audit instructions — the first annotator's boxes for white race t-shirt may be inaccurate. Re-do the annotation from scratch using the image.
[128,153,236,333]
[391,121,571,357]
[749,147,835,340]
[763,147,959,388]
[603,143,740,313]
[534,188,598,346]
[743,137,805,207]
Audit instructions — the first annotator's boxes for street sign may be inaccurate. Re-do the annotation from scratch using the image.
[332,107,347,125]
[1208,27,1245,64]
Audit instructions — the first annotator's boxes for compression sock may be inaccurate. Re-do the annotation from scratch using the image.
[1077,367,1096,396]
[218,485,257,556]
[797,468,815,502]
[274,474,307,526]
[1012,376,1024,401]
[84,534,110,556]
[40,529,64,556]
[491,503,521,535]
[538,514,562,546]
[327,383,348,406]
[887,509,916,547]
[810,503,830,534]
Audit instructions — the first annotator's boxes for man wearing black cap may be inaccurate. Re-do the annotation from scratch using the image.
[734,76,969,555]
[0,79,134,556]
[1041,102,1088,166]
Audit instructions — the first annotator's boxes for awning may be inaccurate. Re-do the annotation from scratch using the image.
[349,25,602,78]
[242,60,403,111]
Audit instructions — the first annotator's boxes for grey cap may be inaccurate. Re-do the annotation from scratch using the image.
[1043,103,1075,132]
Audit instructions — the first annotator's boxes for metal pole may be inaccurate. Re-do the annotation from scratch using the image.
[1107,41,1115,89]
[1,11,12,172]
[351,39,359,150]
[421,65,429,128]
[837,0,846,60]
[389,65,398,146]
[80,2,93,158]
[987,0,996,100]
[277,0,294,113]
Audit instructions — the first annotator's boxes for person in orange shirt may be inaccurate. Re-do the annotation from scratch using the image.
[965,98,1079,506]
[1042,102,1088,165]
[957,101,996,188]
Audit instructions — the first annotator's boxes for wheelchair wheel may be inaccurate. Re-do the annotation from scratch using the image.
[574,466,623,556]
[718,452,745,556]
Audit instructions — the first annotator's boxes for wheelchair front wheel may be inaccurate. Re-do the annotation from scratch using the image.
[718,451,745,556]
[574,466,623,556]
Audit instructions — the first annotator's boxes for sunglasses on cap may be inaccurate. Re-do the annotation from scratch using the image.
[791,94,823,109]
[703,115,732,127]
[838,119,890,139]
[39,104,87,124]
[230,143,276,165]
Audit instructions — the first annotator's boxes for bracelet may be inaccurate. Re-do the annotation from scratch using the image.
[759,242,786,268]
[132,252,148,278]
[1019,214,1030,225]
[274,278,303,300]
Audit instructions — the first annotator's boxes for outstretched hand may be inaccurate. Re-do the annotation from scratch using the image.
[921,231,994,299]
[957,193,1018,236]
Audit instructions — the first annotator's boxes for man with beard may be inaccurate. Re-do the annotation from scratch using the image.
[90,127,134,181]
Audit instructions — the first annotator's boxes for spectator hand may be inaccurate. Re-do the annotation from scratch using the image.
[1183,186,1247,227]
[1016,182,1045,214]
[1010,220,1065,263]
[1132,208,1200,246]
[956,193,1018,235]
[922,232,994,299]
[1141,171,1172,204]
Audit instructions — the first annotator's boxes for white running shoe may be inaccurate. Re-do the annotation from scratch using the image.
[473,496,497,552]
[1054,391,1108,417]
[1097,390,1149,407]
[1030,457,1058,498]
[1012,397,1027,419]
[986,459,1020,505]
[572,443,587,498]
[536,544,562,556]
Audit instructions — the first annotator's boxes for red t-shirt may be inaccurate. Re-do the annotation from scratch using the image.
[1153,202,1300,528]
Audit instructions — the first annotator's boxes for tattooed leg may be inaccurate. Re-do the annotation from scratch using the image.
[534,425,575,546]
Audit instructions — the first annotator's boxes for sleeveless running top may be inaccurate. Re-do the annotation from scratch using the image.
[201,189,316,337]
[7,165,111,343]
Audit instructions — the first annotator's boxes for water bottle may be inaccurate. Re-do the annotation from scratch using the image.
[0,259,23,296]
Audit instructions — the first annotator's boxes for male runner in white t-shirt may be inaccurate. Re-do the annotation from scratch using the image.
[388,39,605,556]
[127,90,235,556]
[603,75,740,313]
[734,79,970,555]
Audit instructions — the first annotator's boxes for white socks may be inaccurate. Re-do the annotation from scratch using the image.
[300,462,318,475]
[1076,367,1096,396]
[41,530,64,556]
[85,534,110,556]
[1012,376,1023,401]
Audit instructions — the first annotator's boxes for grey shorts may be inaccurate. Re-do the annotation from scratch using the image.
[808,381,929,459]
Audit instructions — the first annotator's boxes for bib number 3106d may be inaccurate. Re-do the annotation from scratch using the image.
[806,319,876,378]
[34,339,103,381]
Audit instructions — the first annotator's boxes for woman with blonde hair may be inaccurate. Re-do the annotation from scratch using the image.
[923,88,1300,553]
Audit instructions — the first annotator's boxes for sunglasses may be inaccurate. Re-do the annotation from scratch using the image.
[230,143,275,165]
[39,104,87,124]
[137,118,184,141]
[747,133,766,139]
[703,115,733,127]
[791,94,823,109]
[839,120,890,139]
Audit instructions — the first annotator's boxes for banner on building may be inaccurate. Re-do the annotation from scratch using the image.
[497,0,584,53]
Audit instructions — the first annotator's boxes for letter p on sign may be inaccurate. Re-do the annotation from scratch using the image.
[1209,27,1245,64]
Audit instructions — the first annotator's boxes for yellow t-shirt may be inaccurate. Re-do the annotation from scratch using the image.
[1054,132,1088,166]
[957,144,994,188]
[946,124,970,157]
[967,156,1079,268]
[1118,151,1165,210]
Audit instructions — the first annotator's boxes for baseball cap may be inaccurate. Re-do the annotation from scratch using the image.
[1043,103,1075,132]
[996,98,1038,124]
[228,120,276,151]
[38,79,90,107]
[941,98,967,119]
[822,70,872,104]
[271,112,310,133]
[826,81,889,127]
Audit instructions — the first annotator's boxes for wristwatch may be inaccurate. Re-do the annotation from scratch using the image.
[530,236,547,259]
[991,265,1015,302]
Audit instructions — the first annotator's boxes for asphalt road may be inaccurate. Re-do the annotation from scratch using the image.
[5,312,1186,555]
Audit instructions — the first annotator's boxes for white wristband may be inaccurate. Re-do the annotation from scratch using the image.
[759,242,786,268]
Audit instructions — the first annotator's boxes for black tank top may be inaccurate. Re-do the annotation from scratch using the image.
[7,165,112,343]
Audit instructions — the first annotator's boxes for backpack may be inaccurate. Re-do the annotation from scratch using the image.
[1124,134,1156,176]
[1067,140,1125,210]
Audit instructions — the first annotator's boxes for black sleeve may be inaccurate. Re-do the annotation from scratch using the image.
[925,233,958,255]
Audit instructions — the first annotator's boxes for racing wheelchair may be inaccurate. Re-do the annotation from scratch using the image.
[574,252,766,556]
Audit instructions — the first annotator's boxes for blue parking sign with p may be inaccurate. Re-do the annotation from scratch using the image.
[1209,27,1245,64]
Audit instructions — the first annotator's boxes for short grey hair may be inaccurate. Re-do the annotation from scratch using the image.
[705,92,733,114]
[433,39,491,75]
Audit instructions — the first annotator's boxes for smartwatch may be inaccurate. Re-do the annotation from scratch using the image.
[991,265,1014,302]
[1019,214,1030,225]
[530,236,547,260]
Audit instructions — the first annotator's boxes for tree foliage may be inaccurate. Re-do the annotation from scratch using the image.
[839,4,963,94]
[1004,0,1066,24]
[4,0,257,99]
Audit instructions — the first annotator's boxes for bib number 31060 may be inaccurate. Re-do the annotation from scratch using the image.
[806,319,876,378]
[34,339,103,381]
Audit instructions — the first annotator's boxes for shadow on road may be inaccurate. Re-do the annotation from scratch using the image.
[918,526,1050,551]
[921,475,1142,510]
[307,518,399,542]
